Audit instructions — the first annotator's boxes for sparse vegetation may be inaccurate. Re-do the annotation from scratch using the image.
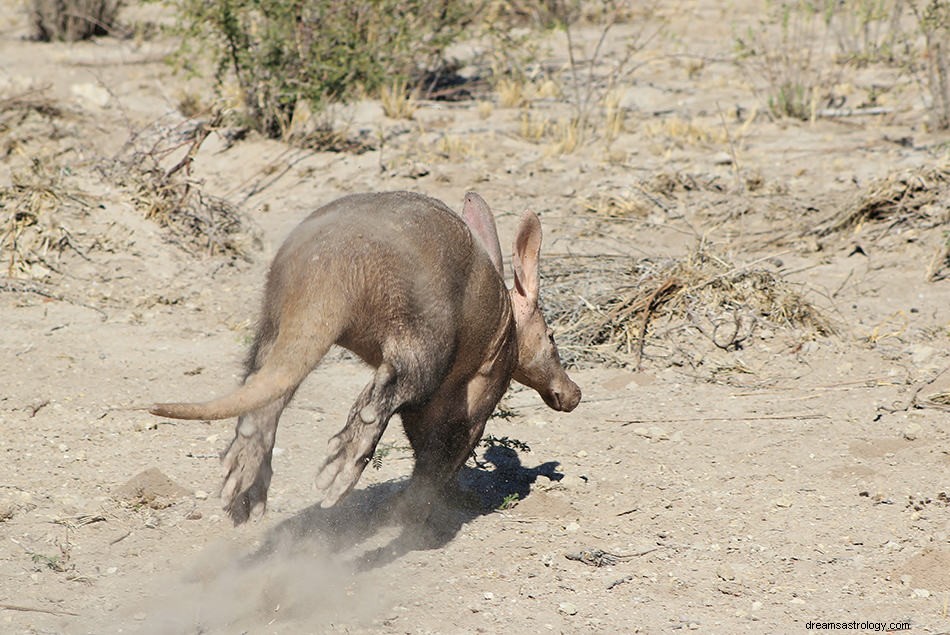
[169,0,474,137]
[908,0,950,129]
[735,1,844,120]
[498,492,520,510]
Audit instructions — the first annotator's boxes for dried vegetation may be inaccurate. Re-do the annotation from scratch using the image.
[101,114,257,259]
[813,164,950,239]
[29,0,124,41]
[1,87,255,293]
[544,245,834,369]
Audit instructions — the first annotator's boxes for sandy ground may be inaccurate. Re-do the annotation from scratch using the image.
[2,1,950,633]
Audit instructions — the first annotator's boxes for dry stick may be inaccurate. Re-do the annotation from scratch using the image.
[0,277,107,321]
[818,106,893,117]
[0,603,79,617]
[163,115,219,182]
[884,365,950,413]
[716,101,743,193]
[634,278,679,371]
[611,414,829,426]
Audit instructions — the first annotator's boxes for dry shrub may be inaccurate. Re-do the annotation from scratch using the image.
[102,115,256,258]
[544,246,833,368]
[0,157,90,279]
[1,89,88,279]
[29,0,123,41]
[814,164,950,238]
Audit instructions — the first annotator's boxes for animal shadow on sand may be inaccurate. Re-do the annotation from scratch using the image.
[247,446,563,572]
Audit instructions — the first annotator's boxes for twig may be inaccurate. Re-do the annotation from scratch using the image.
[634,278,679,371]
[611,414,829,426]
[0,277,107,321]
[818,106,893,117]
[0,603,78,617]
[716,101,743,193]
[607,575,636,590]
[883,365,950,413]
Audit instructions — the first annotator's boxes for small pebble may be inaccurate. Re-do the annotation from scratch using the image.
[558,602,577,616]
[902,422,922,441]
[911,588,930,599]
[194,490,209,500]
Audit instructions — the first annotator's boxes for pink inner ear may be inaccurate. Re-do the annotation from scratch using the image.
[512,211,542,303]
[462,192,504,276]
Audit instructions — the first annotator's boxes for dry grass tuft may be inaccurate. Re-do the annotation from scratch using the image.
[544,245,834,368]
[579,193,649,219]
[0,88,90,279]
[814,164,950,238]
[380,80,417,120]
[102,114,256,258]
[0,157,90,279]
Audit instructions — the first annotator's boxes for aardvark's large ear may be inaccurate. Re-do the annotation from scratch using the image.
[462,191,504,276]
[511,211,541,304]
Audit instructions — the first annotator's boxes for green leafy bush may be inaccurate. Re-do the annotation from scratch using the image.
[172,0,474,136]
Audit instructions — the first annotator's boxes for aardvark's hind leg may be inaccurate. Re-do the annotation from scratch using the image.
[221,392,293,524]
[314,363,403,507]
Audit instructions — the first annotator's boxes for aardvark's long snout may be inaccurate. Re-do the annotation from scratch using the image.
[542,376,582,412]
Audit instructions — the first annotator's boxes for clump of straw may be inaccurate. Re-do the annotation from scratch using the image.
[544,244,833,368]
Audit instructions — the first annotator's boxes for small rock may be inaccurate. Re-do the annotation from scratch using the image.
[483,592,494,601]
[71,82,111,109]
[716,564,736,581]
[911,588,931,599]
[750,600,762,611]
[902,422,922,441]
[564,522,580,532]
[186,510,202,520]
[558,602,578,616]
[773,497,793,508]
[559,474,587,489]
[907,344,935,365]
[712,151,733,165]
[194,490,209,500]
